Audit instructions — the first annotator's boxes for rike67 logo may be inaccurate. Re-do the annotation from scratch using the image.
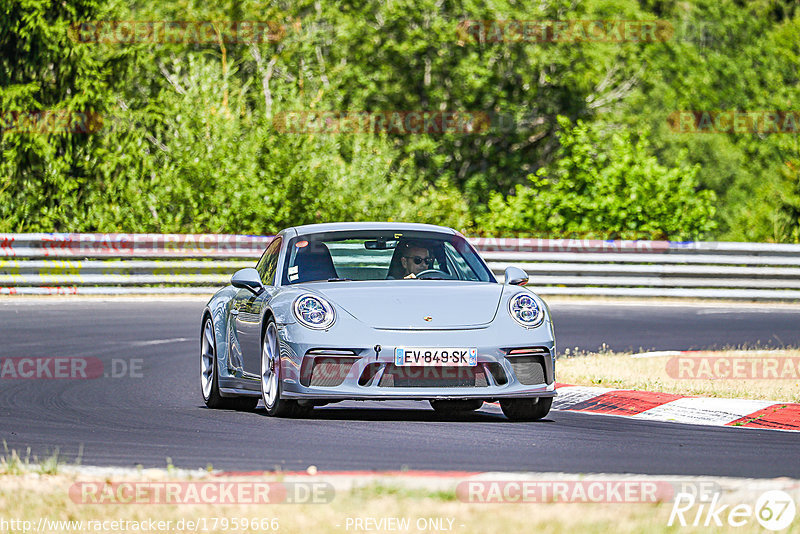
[669,489,796,530]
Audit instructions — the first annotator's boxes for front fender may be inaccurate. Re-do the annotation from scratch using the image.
[204,286,239,379]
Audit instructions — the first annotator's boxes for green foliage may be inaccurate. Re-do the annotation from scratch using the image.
[77,53,472,233]
[769,136,800,243]
[617,0,800,241]
[0,0,129,231]
[481,117,716,239]
[0,0,798,241]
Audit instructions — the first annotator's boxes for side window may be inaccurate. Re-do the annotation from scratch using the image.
[256,237,282,286]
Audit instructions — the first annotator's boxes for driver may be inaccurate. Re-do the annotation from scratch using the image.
[398,241,435,278]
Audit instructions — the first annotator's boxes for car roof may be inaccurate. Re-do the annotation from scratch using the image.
[285,221,459,236]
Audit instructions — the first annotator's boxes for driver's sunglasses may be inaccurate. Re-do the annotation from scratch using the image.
[405,255,434,266]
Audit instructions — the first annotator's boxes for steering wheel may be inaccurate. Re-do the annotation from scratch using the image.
[415,269,452,279]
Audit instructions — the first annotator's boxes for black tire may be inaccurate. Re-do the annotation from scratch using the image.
[500,397,553,421]
[201,317,258,411]
[429,399,484,413]
[262,319,305,417]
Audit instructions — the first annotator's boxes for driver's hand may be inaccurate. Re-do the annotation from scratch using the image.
[403,273,416,279]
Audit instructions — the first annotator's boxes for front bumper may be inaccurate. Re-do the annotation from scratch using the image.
[277,322,556,401]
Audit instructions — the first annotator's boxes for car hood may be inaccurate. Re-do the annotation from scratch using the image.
[312,281,503,329]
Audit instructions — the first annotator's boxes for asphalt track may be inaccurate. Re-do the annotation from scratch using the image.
[1,298,799,477]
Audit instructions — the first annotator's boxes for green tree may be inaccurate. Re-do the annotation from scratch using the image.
[480,117,716,239]
[617,0,800,241]
[0,0,130,231]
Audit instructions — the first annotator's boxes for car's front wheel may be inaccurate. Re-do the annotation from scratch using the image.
[261,319,309,417]
[201,317,257,410]
[500,397,552,421]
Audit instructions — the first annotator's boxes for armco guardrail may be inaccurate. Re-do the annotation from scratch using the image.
[0,233,267,295]
[2,234,800,299]
[471,237,800,300]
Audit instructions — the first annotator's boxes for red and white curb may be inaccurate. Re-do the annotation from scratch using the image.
[553,383,800,432]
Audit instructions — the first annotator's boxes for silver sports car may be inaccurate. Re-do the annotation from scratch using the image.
[200,222,556,421]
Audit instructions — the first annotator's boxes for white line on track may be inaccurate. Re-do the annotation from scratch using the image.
[695,308,800,314]
[128,337,191,346]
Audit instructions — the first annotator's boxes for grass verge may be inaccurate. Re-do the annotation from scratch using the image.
[556,349,800,402]
[2,471,798,534]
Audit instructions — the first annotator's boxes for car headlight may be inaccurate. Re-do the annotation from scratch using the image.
[293,294,336,329]
[508,292,544,328]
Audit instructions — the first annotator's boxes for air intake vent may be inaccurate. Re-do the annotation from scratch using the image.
[358,363,382,386]
[378,365,488,388]
[300,356,358,387]
[508,355,546,385]
[485,362,508,385]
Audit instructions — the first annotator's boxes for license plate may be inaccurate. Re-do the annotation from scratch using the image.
[394,347,477,367]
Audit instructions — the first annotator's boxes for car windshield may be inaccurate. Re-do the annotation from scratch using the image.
[282,230,495,284]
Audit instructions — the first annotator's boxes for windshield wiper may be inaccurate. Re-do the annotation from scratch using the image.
[327,277,352,282]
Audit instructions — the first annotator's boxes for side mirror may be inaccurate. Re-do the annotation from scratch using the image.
[504,266,529,286]
[231,268,265,295]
